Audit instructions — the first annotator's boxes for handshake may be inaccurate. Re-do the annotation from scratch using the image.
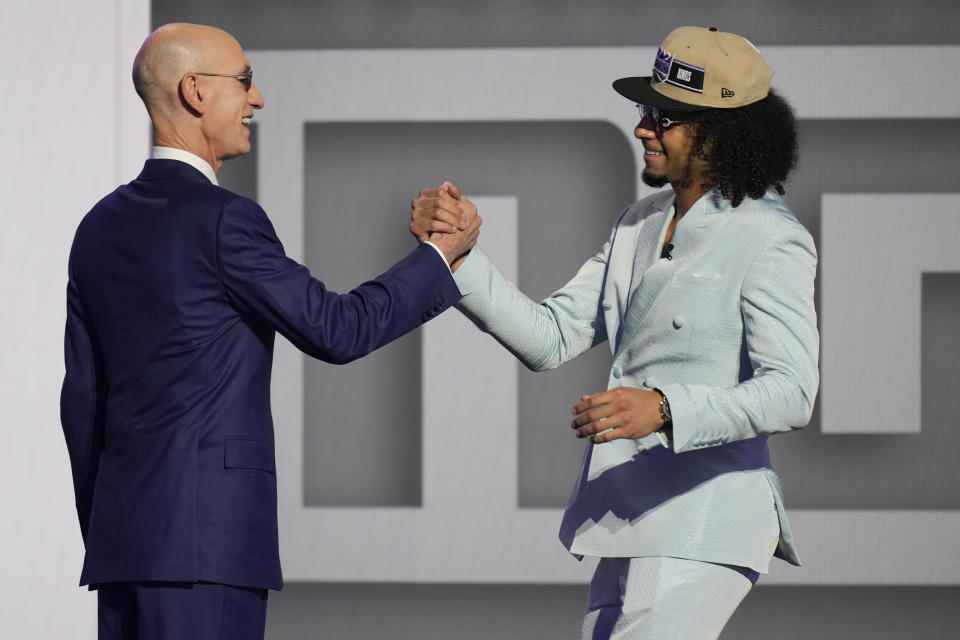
[409,181,481,271]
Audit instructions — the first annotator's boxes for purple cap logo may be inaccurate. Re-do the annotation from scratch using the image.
[652,47,672,84]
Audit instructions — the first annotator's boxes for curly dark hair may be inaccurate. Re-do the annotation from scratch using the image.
[686,88,797,207]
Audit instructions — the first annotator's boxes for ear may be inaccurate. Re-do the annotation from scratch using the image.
[179,73,205,115]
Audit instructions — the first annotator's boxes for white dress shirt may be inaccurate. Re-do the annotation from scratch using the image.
[151,146,218,185]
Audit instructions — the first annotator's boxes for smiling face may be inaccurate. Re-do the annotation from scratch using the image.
[194,32,265,169]
[635,109,707,191]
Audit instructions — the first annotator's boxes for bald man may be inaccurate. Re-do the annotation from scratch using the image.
[60,24,477,640]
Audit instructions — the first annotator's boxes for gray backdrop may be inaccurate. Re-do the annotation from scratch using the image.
[163,1,959,638]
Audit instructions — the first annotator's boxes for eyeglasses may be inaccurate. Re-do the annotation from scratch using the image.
[636,104,689,132]
[194,71,254,91]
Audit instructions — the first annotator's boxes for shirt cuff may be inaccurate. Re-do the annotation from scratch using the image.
[424,241,453,276]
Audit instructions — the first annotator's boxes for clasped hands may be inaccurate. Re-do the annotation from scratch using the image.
[410,181,481,270]
[413,181,665,445]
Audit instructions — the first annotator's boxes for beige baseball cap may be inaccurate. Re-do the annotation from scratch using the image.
[613,26,773,111]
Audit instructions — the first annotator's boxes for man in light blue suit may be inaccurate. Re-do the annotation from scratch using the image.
[414,26,818,639]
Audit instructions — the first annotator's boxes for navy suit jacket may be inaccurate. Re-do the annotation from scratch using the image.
[60,159,460,590]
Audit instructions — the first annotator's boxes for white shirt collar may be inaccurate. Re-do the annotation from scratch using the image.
[151,146,219,186]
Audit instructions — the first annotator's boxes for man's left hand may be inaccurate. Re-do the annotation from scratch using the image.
[571,387,664,444]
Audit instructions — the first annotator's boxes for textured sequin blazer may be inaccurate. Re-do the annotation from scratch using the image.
[453,188,819,573]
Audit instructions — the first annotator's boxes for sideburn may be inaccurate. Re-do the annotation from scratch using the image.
[686,131,715,194]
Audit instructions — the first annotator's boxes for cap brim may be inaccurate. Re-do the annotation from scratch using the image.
[612,77,708,112]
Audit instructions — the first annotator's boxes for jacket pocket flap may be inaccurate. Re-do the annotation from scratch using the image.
[224,438,275,472]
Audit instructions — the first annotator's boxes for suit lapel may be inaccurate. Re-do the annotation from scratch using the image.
[614,201,674,350]
[608,202,672,353]
[670,192,727,266]
[615,192,726,354]
[627,205,673,300]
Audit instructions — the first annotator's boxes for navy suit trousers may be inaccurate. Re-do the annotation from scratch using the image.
[97,582,268,640]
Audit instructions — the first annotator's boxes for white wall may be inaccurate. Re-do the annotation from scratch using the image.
[0,1,149,637]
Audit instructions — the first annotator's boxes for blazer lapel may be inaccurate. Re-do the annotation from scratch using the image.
[627,206,673,299]
[669,192,728,267]
[614,202,674,351]
[615,192,726,354]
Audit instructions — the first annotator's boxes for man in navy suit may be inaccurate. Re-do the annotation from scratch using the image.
[60,23,479,640]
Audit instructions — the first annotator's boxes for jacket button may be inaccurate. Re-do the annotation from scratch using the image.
[611,366,622,378]
[673,316,685,329]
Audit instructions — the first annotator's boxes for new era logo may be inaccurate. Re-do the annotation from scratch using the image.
[721,88,735,98]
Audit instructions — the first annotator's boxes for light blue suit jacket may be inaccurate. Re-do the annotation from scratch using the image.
[453,188,819,573]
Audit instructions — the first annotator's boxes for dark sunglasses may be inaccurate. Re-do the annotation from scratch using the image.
[636,104,689,132]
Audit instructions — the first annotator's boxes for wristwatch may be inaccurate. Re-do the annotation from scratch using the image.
[653,388,672,447]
